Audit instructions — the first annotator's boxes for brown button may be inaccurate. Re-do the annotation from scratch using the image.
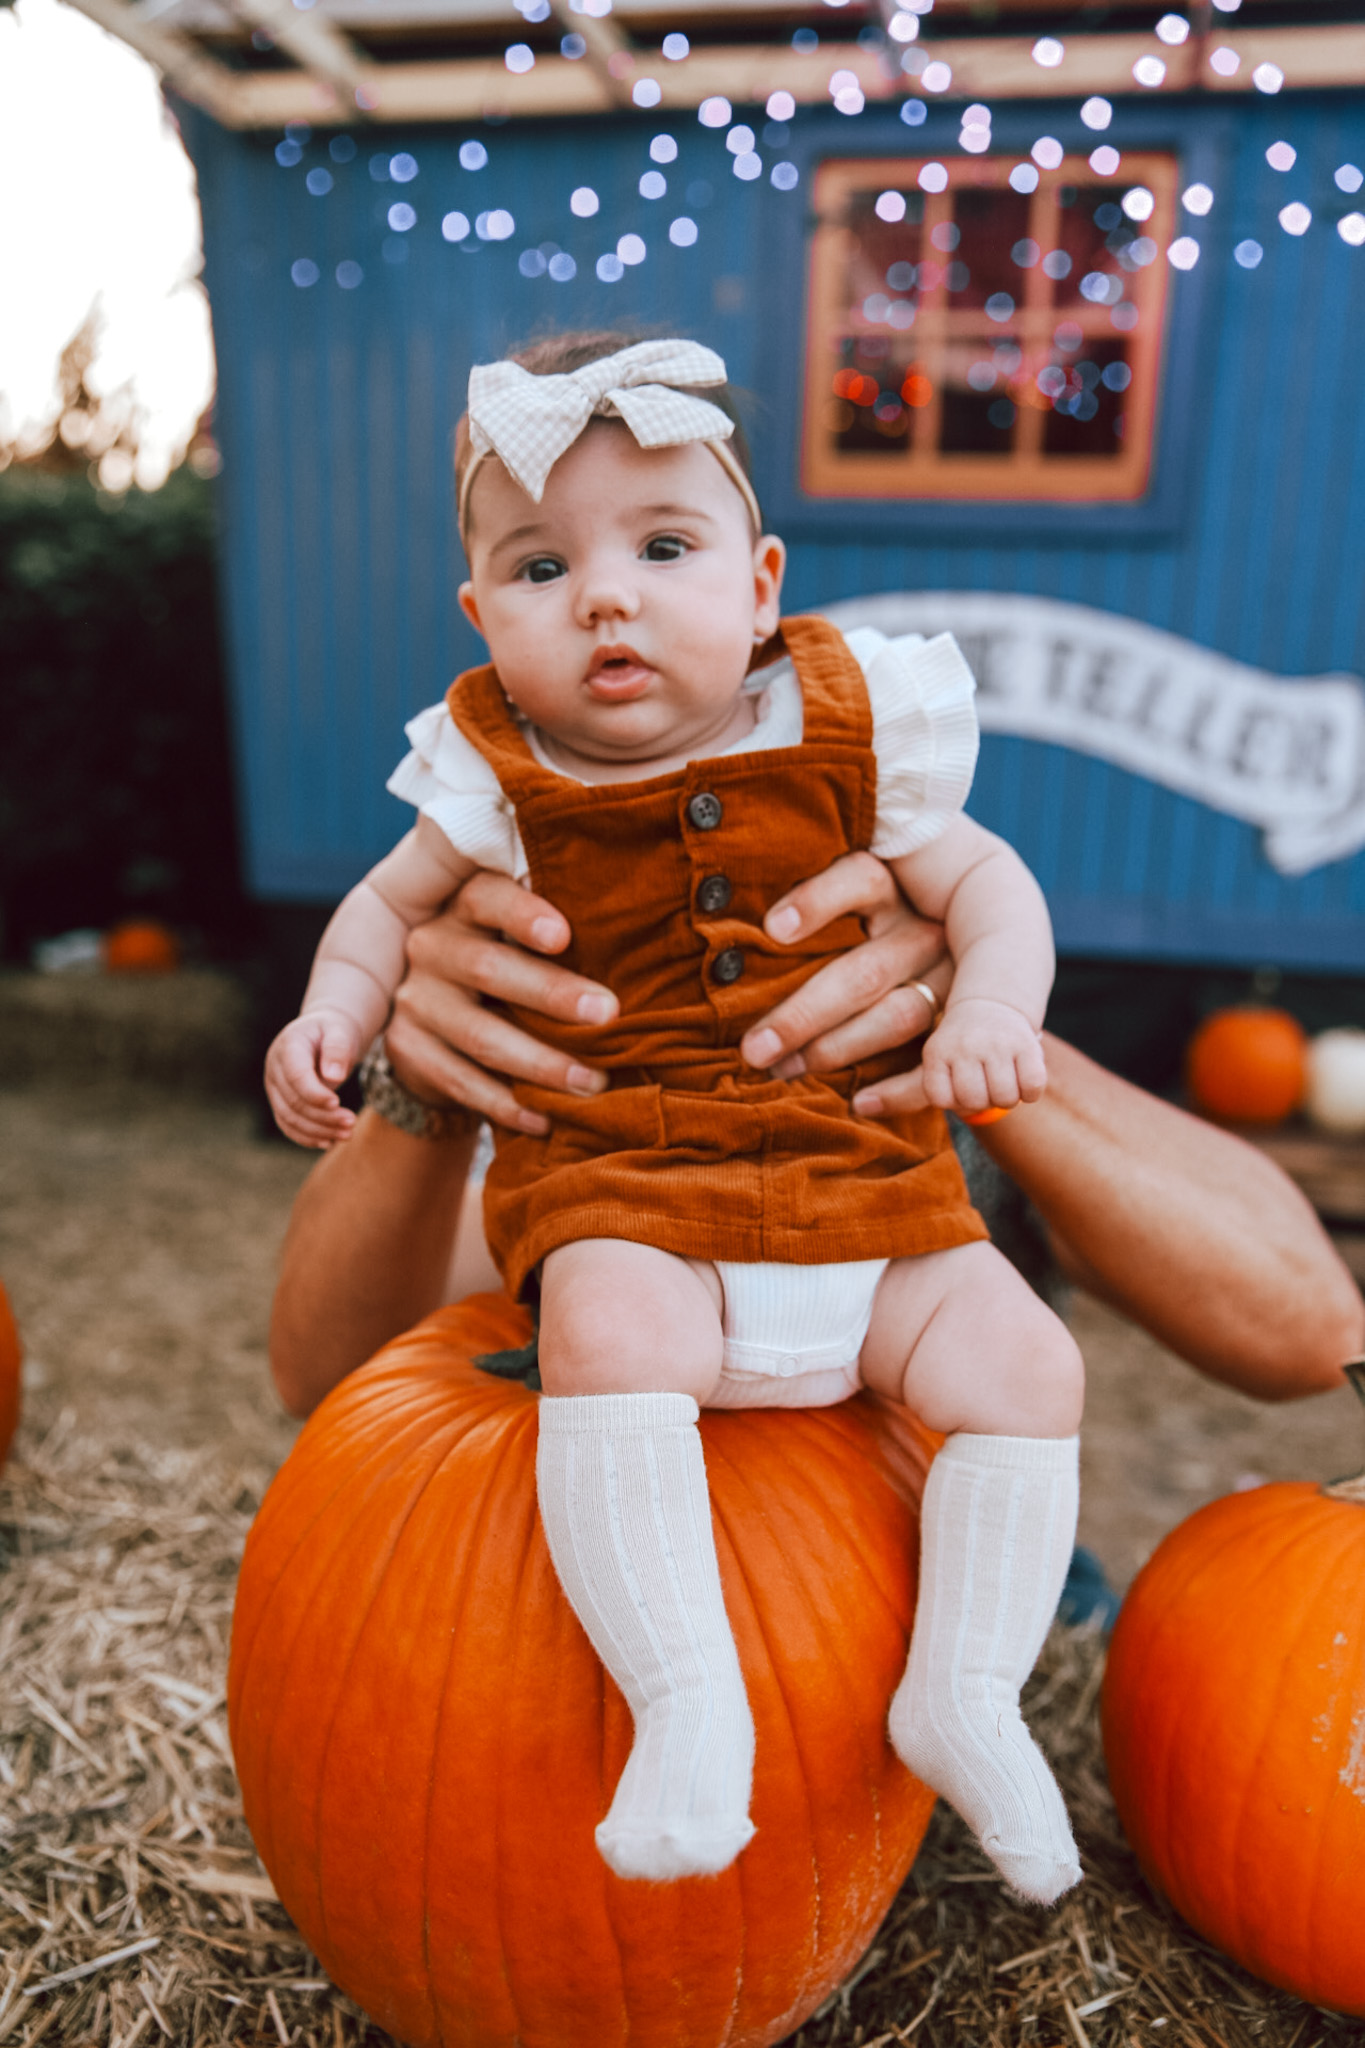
[696,874,732,914]
[712,947,745,986]
[687,791,724,831]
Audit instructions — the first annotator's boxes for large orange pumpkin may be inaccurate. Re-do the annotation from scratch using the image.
[0,1282,20,1469]
[229,1294,940,2048]
[1102,1437,1365,2014]
[1185,1006,1305,1125]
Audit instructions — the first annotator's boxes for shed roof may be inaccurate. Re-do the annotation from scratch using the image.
[60,0,1365,130]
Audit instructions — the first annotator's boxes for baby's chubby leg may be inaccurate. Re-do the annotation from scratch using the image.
[534,1242,754,1882]
[861,1244,1084,1904]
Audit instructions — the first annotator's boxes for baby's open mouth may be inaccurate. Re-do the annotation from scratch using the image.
[586,647,654,701]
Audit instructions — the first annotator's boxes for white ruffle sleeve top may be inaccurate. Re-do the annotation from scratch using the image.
[387,627,979,883]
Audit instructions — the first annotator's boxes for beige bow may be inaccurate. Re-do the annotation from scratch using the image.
[461,338,761,532]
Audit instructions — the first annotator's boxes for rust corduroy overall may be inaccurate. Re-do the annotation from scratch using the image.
[448,614,987,1301]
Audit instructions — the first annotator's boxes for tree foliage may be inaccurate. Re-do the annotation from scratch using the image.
[0,464,251,961]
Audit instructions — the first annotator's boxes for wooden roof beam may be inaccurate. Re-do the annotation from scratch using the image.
[547,0,634,110]
[228,0,369,110]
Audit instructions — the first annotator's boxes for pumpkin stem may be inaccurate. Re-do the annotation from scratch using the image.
[1322,1359,1365,1501]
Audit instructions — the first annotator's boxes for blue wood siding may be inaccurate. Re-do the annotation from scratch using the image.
[182,85,1365,969]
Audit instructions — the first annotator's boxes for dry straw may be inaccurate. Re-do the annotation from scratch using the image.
[0,1406,1355,2048]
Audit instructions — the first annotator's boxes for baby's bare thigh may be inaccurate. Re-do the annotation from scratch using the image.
[860,1241,1084,1438]
[538,1240,724,1399]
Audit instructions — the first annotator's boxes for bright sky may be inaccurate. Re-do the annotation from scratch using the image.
[0,0,214,487]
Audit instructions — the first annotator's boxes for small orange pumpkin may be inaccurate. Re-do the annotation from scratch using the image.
[0,1283,19,1470]
[229,1295,940,2048]
[1185,1006,1306,1125]
[102,920,180,973]
[1102,1379,1365,2015]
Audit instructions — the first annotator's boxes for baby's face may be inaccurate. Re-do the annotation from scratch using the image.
[459,422,785,771]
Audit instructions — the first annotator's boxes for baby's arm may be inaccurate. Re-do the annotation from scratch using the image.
[889,818,1053,1117]
[266,815,475,1147]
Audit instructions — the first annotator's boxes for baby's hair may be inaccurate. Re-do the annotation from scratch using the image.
[455,328,755,539]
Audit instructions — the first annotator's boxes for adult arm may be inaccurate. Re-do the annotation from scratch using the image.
[962,1035,1363,1399]
[269,1112,480,1417]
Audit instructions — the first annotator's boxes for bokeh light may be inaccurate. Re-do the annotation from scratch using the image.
[1265,141,1296,172]
[1032,37,1064,68]
[1208,47,1240,76]
[1080,98,1112,130]
[1132,56,1166,89]
[1156,14,1189,44]
[549,252,577,281]
[900,100,927,127]
[1233,238,1264,268]
[1253,63,1284,94]
[918,162,948,194]
[336,260,363,289]
[650,135,678,164]
[441,211,471,242]
[662,33,689,61]
[387,202,416,232]
[596,253,624,282]
[617,232,646,265]
[1278,202,1311,235]
[1122,186,1155,222]
[727,125,756,155]
[921,61,951,93]
[1167,236,1199,270]
[771,162,800,191]
[1031,136,1063,170]
[766,91,796,121]
[669,216,699,246]
[477,209,515,241]
[876,190,908,223]
[290,258,319,288]
[698,97,731,128]
[570,186,599,217]
[1338,214,1365,248]
[639,170,666,200]
[306,168,332,197]
[1182,183,1214,215]
[459,141,488,171]
[505,44,534,75]
[1335,164,1364,193]
[633,79,662,108]
[1009,164,1040,194]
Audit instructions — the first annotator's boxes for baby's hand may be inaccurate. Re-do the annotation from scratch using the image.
[919,997,1047,1118]
[264,1010,362,1148]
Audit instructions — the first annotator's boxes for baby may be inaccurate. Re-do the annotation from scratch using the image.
[266,332,1084,1905]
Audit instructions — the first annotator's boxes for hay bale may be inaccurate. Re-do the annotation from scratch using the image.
[0,970,253,1093]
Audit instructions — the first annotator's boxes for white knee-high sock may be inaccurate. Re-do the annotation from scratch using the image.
[535,1392,755,1882]
[888,1432,1082,1905]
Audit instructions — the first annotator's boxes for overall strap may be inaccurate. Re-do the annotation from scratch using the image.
[446,666,557,807]
[776,615,874,750]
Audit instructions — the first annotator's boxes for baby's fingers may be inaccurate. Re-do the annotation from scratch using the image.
[1016,1035,1048,1102]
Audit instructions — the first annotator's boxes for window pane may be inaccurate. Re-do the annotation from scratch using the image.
[948,185,1033,311]
[1040,339,1132,458]
[940,336,1021,453]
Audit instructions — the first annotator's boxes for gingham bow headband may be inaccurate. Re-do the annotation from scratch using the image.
[460,338,761,533]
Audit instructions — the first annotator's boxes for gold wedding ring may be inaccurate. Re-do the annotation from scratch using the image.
[910,980,942,1032]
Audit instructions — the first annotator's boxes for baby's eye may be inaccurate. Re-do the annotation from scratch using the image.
[642,534,688,563]
[520,555,566,584]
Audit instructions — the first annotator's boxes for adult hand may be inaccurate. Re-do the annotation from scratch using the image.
[738,851,950,1080]
[386,852,948,1132]
[384,871,617,1136]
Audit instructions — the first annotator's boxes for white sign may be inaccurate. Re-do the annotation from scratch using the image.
[821,590,1365,877]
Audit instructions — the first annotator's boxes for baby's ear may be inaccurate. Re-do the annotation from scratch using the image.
[458,581,486,637]
[752,533,787,636]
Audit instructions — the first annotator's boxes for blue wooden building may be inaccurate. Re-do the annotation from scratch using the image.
[77,0,1365,974]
